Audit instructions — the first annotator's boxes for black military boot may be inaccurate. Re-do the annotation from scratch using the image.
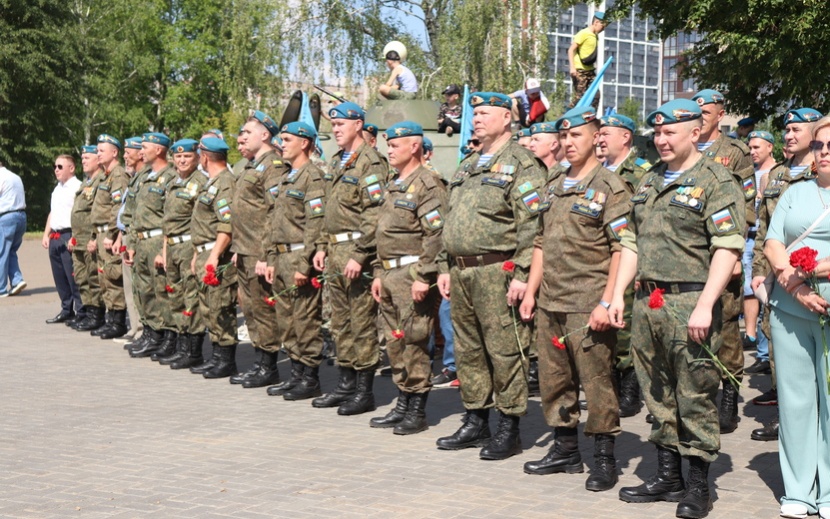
[718,380,740,434]
[203,344,238,379]
[129,328,164,357]
[370,391,410,428]
[394,392,429,435]
[480,412,521,460]
[585,434,618,491]
[230,349,264,385]
[90,310,113,336]
[75,306,105,332]
[675,457,712,518]
[523,426,583,474]
[312,366,357,408]
[338,369,376,415]
[527,360,541,397]
[436,409,491,450]
[268,359,304,396]
[158,333,188,365]
[241,350,280,388]
[65,306,86,327]
[283,365,322,401]
[189,339,217,374]
[619,446,685,503]
[751,415,779,441]
[99,309,127,339]
[618,368,643,417]
[171,334,205,370]
[123,327,150,350]
[150,330,178,361]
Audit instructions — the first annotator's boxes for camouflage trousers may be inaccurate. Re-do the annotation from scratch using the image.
[165,241,203,334]
[326,243,379,371]
[615,283,636,372]
[570,69,599,110]
[378,266,436,394]
[124,233,144,326]
[134,235,171,330]
[717,276,744,381]
[71,247,102,307]
[631,289,721,462]
[272,250,323,367]
[537,309,620,435]
[450,262,531,416]
[237,254,280,353]
[96,234,125,311]
[196,250,237,346]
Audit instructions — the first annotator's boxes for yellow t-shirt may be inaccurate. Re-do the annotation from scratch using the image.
[573,28,598,71]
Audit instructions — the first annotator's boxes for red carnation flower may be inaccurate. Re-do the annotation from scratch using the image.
[205,264,216,273]
[263,296,276,307]
[165,284,175,293]
[790,247,819,274]
[203,273,220,286]
[648,288,666,310]
[69,237,77,246]
[311,277,322,289]
[502,261,516,273]
[552,336,565,350]
[119,246,127,253]
[391,329,405,340]
[182,310,193,317]
[97,268,104,273]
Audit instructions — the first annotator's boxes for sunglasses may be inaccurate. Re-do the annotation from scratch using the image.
[811,141,830,152]
[468,139,481,146]
[54,164,64,170]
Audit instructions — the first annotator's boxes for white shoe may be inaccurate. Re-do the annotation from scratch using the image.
[780,503,809,518]
[819,506,830,519]
[9,281,26,295]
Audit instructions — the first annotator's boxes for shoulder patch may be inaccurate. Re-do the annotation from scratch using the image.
[634,158,652,170]
[521,191,542,213]
[423,209,444,229]
[308,197,324,216]
[608,216,629,240]
[711,207,737,235]
[364,174,379,185]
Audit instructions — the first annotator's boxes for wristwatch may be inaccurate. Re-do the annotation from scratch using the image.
[599,300,611,310]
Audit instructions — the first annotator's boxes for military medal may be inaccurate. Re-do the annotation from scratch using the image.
[676,187,688,203]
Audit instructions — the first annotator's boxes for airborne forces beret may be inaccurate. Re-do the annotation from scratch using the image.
[171,139,198,154]
[646,99,702,127]
[384,121,424,140]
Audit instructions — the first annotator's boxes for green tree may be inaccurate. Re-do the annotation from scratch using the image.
[617,97,644,131]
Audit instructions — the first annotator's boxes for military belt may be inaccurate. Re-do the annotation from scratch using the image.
[639,281,706,295]
[329,231,362,244]
[382,255,419,270]
[453,252,514,270]
[137,228,163,240]
[167,234,192,245]
[195,241,216,253]
[276,243,305,254]
[95,224,110,233]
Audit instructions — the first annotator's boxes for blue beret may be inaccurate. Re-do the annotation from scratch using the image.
[207,128,224,140]
[362,123,379,137]
[199,137,229,154]
[385,121,424,140]
[555,106,599,131]
[601,114,635,132]
[646,99,702,127]
[692,89,725,106]
[270,135,283,150]
[81,145,98,154]
[422,136,433,153]
[124,136,143,150]
[529,122,557,135]
[329,102,365,120]
[97,134,121,149]
[281,121,317,141]
[171,139,199,153]
[594,11,605,20]
[748,131,775,144]
[516,128,532,138]
[784,108,823,124]
[251,110,279,135]
[737,117,755,127]
[469,92,512,109]
[143,132,171,147]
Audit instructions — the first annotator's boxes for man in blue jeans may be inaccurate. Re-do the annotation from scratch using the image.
[0,163,27,298]
[433,299,458,386]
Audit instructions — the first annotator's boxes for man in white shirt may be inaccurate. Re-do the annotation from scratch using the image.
[0,162,27,297]
[42,154,81,322]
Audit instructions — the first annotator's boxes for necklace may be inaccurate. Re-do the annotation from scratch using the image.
[818,181,830,209]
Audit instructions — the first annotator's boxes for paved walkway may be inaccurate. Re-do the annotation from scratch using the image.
[0,239,783,518]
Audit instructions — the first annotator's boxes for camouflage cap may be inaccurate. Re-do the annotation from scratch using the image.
[281,121,317,141]
[554,106,598,131]
[97,134,121,150]
[329,102,365,120]
[692,89,725,106]
[646,99,702,127]
[469,92,512,110]
[251,110,280,136]
[747,130,774,144]
[600,114,635,132]
[143,132,171,148]
[384,121,423,140]
[171,139,199,154]
[784,107,822,125]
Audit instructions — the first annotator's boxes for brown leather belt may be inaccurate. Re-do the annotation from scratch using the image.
[453,252,514,270]
[640,280,706,295]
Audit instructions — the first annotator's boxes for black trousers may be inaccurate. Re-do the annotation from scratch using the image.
[49,229,80,313]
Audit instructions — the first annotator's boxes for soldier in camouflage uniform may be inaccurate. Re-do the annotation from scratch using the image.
[435,92,546,460]
[229,110,287,387]
[127,133,177,359]
[529,122,567,181]
[187,137,239,377]
[691,89,758,434]
[519,107,630,491]
[749,107,822,442]
[90,134,129,339]
[368,121,447,435]
[311,102,386,416]
[597,114,651,418]
[262,122,326,400]
[156,139,207,368]
[68,146,105,331]
[609,99,745,519]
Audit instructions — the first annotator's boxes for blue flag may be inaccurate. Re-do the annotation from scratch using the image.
[299,92,324,159]
[457,84,474,163]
